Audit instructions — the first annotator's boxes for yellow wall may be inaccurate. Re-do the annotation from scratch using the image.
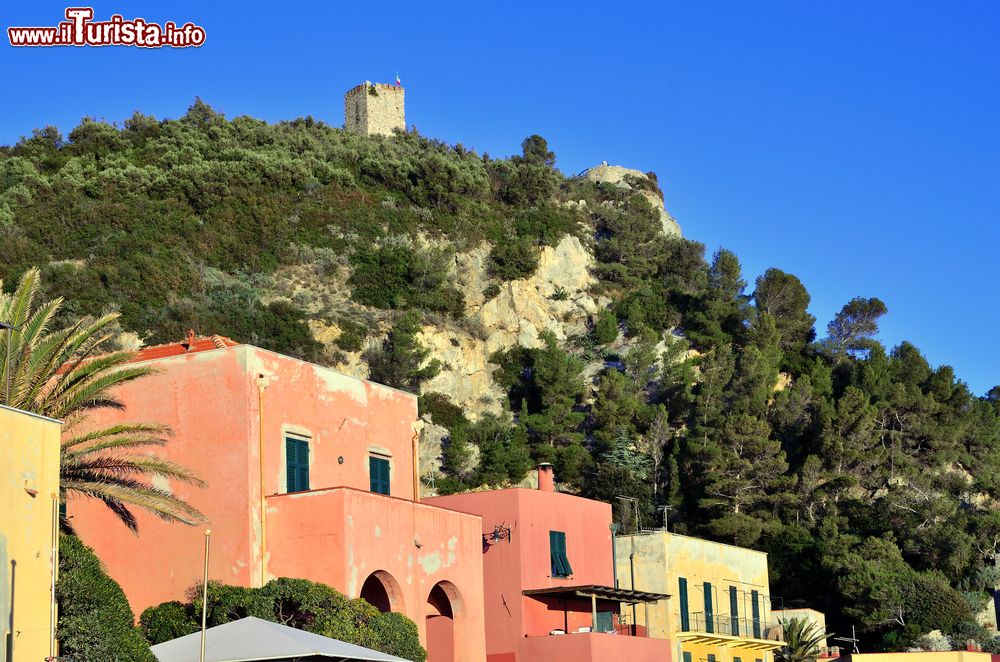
[0,405,61,662]
[772,608,828,649]
[616,531,781,662]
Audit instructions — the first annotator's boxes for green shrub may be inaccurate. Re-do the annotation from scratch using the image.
[349,243,465,316]
[593,309,619,344]
[139,601,197,644]
[335,318,368,352]
[57,534,155,661]
[144,577,426,662]
[419,392,469,430]
[483,282,501,300]
[488,237,539,281]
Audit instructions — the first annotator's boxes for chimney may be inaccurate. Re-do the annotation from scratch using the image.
[537,463,555,492]
[185,328,196,351]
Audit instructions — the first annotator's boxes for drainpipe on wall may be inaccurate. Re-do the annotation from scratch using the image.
[629,552,637,635]
[610,523,620,589]
[50,492,58,660]
[411,426,421,503]
[256,374,269,587]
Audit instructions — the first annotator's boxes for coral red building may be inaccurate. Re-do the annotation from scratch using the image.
[68,335,486,662]
[428,465,671,662]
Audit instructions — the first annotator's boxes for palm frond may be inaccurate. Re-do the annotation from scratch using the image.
[1,268,205,532]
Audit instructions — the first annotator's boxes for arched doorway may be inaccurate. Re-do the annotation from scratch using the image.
[360,570,404,614]
[425,581,463,662]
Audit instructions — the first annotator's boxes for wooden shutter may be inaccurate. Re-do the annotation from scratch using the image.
[730,586,739,635]
[286,437,309,493]
[678,577,689,631]
[595,610,613,633]
[369,456,390,495]
[704,582,714,633]
[368,456,389,495]
[550,531,571,577]
[751,589,761,638]
[683,653,692,662]
[297,440,310,492]
[380,457,390,495]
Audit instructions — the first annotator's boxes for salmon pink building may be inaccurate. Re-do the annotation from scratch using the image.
[428,465,671,662]
[68,334,486,662]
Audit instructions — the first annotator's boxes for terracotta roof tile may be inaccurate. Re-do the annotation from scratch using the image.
[132,330,240,362]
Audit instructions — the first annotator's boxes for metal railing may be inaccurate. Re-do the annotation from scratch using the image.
[681,612,784,641]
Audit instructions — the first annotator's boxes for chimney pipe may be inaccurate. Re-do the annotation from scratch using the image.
[537,463,555,492]
[186,328,196,351]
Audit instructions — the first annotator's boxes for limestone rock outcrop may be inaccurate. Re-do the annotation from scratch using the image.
[580,162,682,237]
[417,234,607,418]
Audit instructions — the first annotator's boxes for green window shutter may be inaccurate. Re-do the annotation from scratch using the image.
[561,532,573,576]
[730,586,739,636]
[751,589,761,638]
[704,582,714,633]
[286,437,309,493]
[595,611,613,633]
[550,531,571,577]
[369,457,390,495]
[380,456,390,495]
[708,655,716,662]
[298,441,310,492]
[678,577,689,632]
[683,653,692,662]
[735,657,743,662]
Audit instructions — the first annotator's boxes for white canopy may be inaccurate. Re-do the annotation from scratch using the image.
[150,616,410,662]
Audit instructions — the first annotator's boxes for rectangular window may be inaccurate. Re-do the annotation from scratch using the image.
[549,530,573,577]
[369,456,391,495]
[751,590,761,638]
[285,436,310,493]
[704,581,714,634]
[735,657,743,662]
[707,655,716,662]
[683,653,692,662]
[678,577,689,632]
[595,611,613,633]
[730,586,740,636]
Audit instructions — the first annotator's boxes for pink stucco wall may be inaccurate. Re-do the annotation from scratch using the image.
[428,487,665,661]
[519,631,671,662]
[68,344,485,662]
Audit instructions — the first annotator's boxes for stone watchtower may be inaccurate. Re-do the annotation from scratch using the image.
[344,81,405,137]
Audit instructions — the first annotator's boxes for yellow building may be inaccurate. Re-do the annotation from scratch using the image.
[615,531,784,662]
[0,405,61,662]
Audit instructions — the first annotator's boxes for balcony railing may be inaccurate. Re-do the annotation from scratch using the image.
[681,612,784,641]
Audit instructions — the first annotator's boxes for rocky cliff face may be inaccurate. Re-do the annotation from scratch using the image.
[266,163,679,424]
[417,234,607,417]
[580,163,682,237]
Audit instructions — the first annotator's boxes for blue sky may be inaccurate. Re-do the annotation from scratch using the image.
[2,1,998,394]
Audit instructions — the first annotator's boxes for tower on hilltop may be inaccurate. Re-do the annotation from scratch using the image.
[344,80,405,137]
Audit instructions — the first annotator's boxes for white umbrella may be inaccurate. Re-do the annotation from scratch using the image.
[151,616,410,662]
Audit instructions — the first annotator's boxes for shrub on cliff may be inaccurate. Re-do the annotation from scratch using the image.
[488,236,540,281]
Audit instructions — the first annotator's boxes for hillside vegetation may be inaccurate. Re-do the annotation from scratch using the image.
[3,101,1000,650]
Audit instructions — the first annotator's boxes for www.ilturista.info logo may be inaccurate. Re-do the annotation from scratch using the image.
[8,7,206,48]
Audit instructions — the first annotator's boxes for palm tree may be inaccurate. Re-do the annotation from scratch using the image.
[775,617,828,662]
[1,267,205,531]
